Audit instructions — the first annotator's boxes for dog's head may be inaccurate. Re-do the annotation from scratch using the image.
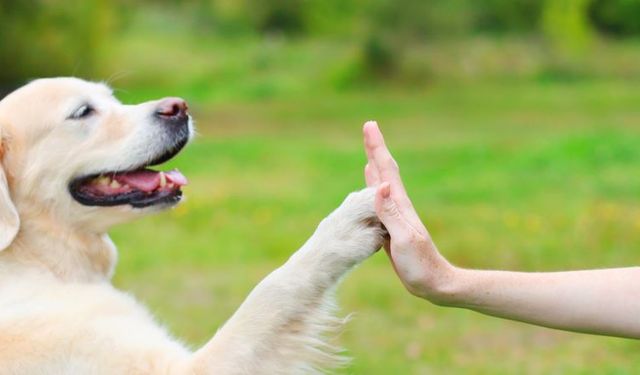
[0,77,193,250]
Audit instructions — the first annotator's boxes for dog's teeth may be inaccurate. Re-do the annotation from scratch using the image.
[110,180,121,188]
[159,172,167,188]
[96,176,110,186]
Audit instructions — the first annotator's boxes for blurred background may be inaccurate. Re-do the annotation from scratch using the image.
[2,0,640,372]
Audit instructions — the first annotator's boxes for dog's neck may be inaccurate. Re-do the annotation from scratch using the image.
[3,216,117,282]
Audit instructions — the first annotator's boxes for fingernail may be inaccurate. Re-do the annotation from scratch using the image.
[364,120,378,129]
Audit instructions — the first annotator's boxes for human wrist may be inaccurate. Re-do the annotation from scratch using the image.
[400,252,463,306]
[420,260,465,306]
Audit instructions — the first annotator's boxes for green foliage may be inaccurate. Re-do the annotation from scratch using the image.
[351,34,400,84]
[541,0,593,56]
[589,0,640,37]
[0,0,116,88]
[3,0,640,88]
[248,0,307,35]
[365,0,473,38]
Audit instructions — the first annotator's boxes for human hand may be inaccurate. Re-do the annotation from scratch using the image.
[364,122,640,337]
[363,121,456,302]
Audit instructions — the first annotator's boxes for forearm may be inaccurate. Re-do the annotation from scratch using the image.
[439,266,640,339]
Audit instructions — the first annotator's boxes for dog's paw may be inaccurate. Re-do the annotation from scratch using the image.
[318,187,387,265]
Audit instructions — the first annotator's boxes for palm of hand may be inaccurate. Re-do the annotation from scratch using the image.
[362,121,452,300]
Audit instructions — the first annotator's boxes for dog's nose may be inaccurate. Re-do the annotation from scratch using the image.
[155,97,188,120]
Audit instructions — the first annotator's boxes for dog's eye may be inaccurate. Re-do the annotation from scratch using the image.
[69,104,95,120]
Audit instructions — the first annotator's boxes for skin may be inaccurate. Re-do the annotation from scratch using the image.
[363,120,640,339]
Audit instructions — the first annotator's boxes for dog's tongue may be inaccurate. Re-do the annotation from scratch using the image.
[116,169,187,192]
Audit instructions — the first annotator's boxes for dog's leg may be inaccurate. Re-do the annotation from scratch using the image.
[185,187,384,374]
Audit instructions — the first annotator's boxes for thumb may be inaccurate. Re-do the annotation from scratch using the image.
[375,182,406,235]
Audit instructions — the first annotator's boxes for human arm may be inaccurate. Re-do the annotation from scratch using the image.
[363,120,640,339]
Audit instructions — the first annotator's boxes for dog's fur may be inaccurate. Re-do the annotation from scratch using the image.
[0,78,384,374]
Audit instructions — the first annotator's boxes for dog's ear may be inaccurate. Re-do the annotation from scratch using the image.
[0,135,19,251]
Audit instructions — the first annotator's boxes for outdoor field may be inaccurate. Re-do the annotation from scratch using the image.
[112,80,640,373]
[3,1,640,373]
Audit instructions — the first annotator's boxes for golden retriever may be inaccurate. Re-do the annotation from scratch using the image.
[0,77,384,374]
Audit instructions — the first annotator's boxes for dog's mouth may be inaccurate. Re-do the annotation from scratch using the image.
[70,168,187,208]
[69,142,189,208]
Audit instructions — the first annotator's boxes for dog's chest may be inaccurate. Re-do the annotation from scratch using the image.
[0,278,189,373]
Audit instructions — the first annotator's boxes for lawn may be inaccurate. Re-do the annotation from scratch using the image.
[109,80,640,373]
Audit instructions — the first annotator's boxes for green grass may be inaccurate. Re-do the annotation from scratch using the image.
[110,80,640,373]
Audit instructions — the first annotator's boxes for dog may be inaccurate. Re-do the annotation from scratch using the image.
[0,77,385,374]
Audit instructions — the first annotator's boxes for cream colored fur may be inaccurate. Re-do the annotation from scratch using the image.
[0,78,384,374]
